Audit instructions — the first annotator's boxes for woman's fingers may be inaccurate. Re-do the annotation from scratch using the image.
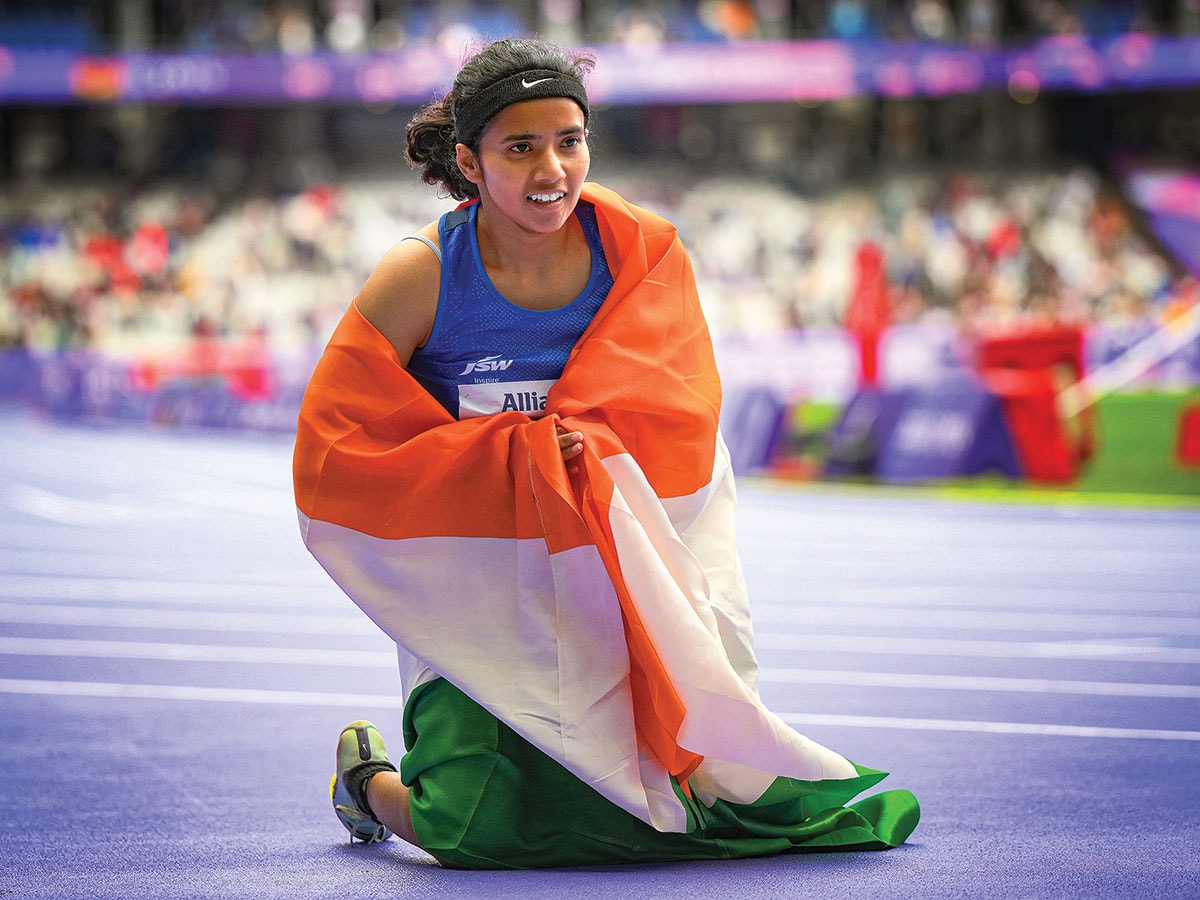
[557,427,584,460]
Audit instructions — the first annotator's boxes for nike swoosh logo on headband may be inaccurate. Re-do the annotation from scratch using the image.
[522,77,553,88]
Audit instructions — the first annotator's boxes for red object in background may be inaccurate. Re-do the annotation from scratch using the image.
[1176,403,1200,468]
[84,234,122,269]
[130,320,274,401]
[977,325,1084,373]
[976,325,1093,483]
[845,241,892,387]
[223,330,275,401]
[70,57,126,101]
[979,367,1074,482]
[130,221,170,275]
[84,233,141,294]
[986,218,1022,260]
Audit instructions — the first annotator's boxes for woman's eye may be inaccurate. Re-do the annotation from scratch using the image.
[509,143,532,154]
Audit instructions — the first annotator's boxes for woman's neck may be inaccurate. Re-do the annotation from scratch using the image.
[475,204,592,311]
[475,203,579,273]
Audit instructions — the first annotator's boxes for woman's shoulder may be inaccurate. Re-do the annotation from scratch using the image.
[366,221,442,290]
[352,220,443,364]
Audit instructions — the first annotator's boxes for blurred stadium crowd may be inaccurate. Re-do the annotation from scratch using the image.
[2,162,1195,362]
[2,0,1198,52]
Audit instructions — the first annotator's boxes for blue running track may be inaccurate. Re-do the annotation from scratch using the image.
[1,411,1198,898]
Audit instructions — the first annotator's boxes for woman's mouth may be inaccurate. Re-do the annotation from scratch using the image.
[528,191,566,205]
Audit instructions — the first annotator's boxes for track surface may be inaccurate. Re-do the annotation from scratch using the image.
[1,412,1197,898]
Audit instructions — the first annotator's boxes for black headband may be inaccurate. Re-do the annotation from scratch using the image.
[454,68,590,148]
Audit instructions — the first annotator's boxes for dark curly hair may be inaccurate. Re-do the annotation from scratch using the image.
[405,38,596,201]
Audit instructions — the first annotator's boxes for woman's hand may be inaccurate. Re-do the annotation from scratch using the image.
[556,425,584,461]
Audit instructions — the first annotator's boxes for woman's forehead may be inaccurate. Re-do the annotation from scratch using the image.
[481,97,587,140]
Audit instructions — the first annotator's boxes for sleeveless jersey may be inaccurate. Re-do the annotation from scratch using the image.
[407,200,613,420]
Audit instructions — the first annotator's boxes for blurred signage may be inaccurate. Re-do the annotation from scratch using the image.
[69,56,125,100]
[1,37,1200,104]
[587,41,855,103]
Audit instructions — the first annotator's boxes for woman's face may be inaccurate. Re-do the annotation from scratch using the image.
[456,96,589,236]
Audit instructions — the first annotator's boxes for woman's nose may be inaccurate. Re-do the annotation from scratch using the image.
[535,148,566,181]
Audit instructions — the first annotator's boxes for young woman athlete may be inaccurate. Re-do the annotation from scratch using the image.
[293,37,919,869]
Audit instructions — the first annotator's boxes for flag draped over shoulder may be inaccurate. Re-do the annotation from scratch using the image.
[294,183,861,834]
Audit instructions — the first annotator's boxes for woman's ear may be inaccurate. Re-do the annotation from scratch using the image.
[455,143,483,186]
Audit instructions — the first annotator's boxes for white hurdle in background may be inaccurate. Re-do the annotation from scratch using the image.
[1059,302,1200,420]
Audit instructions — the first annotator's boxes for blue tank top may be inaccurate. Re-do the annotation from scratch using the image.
[407,200,613,419]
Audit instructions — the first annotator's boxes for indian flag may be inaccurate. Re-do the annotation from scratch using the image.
[294,184,861,833]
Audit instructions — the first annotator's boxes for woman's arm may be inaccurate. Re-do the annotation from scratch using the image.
[353,223,442,367]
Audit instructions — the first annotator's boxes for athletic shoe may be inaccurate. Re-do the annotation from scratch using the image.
[331,720,398,843]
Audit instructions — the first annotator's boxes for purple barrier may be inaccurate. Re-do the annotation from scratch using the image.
[824,387,912,477]
[874,378,1023,482]
[722,387,790,475]
[35,351,154,422]
[0,349,304,433]
[826,377,1022,481]
[0,348,38,405]
[140,378,303,431]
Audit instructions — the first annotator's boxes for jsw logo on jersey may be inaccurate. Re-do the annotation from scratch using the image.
[458,354,515,376]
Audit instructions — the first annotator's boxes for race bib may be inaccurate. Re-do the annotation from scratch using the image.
[458,379,556,419]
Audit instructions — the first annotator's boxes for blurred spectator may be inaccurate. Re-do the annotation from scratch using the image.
[606,6,670,45]
[698,1,760,40]
[828,0,877,39]
[909,0,956,40]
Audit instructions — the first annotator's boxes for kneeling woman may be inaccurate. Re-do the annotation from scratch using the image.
[293,37,919,869]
